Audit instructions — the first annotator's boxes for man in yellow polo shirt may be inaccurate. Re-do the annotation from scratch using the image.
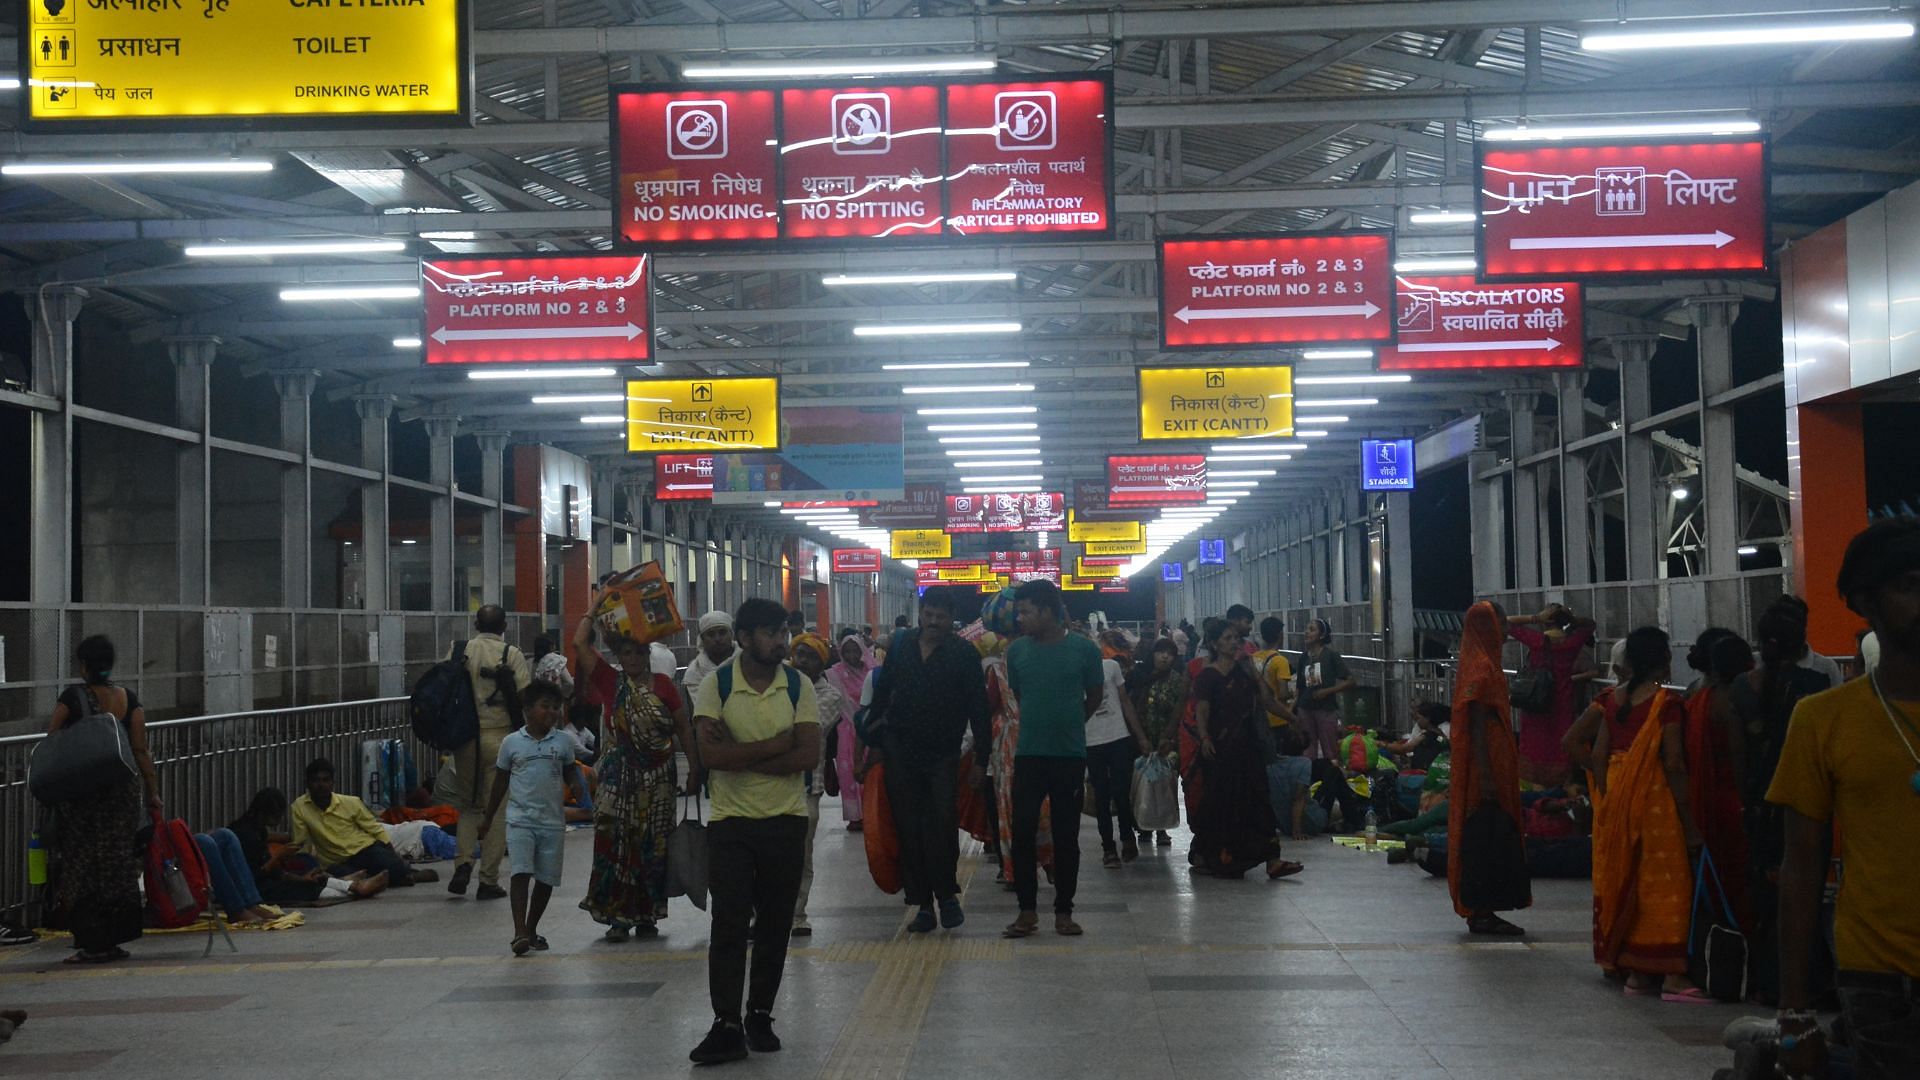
[688,598,819,1066]
[1252,615,1296,744]
[290,758,429,886]
[1769,520,1920,1080]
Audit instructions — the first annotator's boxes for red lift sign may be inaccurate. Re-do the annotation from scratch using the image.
[653,454,713,500]
[614,88,781,245]
[1159,232,1394,349]
[1378,276,1584,370]
[831,548,883,574]
[421,255,652,366]
[1478,138,1769,279]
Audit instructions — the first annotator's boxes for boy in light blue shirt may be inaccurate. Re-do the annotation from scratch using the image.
[478,680,581,956]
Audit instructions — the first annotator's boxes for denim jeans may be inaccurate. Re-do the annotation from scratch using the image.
[1084,738,1138,846]
[194,829,263,913]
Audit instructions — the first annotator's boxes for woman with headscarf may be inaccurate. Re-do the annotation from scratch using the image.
[1190,617,1305,880]
[1683,632,1753,927]
[826,630,876,832]
[572,608,697,942]
[1446,602,1532,936]
[787,632,846,937]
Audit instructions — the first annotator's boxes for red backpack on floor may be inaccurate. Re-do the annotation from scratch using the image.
[143,812,211,928]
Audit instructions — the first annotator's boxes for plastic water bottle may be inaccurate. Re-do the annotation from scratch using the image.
[1364,808,1378,850]
[27,832,47,886]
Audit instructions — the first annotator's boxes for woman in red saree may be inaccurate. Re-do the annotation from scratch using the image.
[1683,632,1752,926]
[1590,626,1706,1001]
[1447,602,1531,936]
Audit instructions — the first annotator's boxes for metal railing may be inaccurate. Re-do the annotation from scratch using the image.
[0,697,419,923]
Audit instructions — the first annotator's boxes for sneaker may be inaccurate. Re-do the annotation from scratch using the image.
[0,926,36,947]
[690,1019,749,1064]
[744,1011,781,1053]
[446,863,472,895]
[475,883,507,901]
[1120,837,1140,863]
[938,897,965,930]
[907,907,937,933]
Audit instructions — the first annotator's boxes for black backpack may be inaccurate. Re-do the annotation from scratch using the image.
[410,640,480,753]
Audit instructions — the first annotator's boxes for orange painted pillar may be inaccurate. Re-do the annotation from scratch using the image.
[1788,401,1869,657]
[512,445,547,622]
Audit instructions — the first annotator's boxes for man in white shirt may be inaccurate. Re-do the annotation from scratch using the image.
[683,610,739,698]
[1082,654,1152,868]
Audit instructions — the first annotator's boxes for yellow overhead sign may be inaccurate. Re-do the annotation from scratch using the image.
[1060,575,1095,592]
[1066,512,1142,544]
[890,530,952,560]
[1083,537,1147,557]
[1138,365,1294,441]
[626,378,781,454]
[937,563,990,583]
[25,0,468,125]
[1074,560,1122,580]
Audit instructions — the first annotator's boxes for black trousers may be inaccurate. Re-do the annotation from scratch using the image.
[708,815,807,1024]
[329,841,415,887]
[1085,737,1138,845]
[1840,976,1920,1080]
[1011,755,1083,915]
[1310,759,1371,830]
[884,752,960,907]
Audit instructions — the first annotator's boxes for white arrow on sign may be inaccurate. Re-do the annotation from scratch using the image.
[1174,301,1381,324]
[1509,231,1733,251]
[1393,337,1561,354]
[430,322,644,344]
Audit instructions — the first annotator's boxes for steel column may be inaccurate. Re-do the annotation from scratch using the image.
[1690,297,1744,576]
[1468,447,1506,595]
[1556,370,1592,585]
[424,417,459,612]
[355,395,395,611]
[473,430,508,606]
[273,370,317,610]
[26,287,84,711]
[1615,336,1663,581]
[167,336,217,607]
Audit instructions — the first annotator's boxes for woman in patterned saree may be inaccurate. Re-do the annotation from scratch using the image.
[572,614,696,942]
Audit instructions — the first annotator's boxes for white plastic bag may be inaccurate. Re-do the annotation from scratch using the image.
[1130,752,1180,831]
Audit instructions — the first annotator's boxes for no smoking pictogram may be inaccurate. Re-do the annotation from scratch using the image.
[666,100,728,160]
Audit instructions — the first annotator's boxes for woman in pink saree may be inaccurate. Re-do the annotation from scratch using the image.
[827,630,875,831]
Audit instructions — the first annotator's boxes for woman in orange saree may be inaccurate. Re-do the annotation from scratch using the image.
[1447,601,1531,936]
[1590,627,1706,1002]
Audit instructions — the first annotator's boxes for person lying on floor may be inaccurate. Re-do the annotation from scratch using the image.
[289,760,438,887]
[229,788,391,905]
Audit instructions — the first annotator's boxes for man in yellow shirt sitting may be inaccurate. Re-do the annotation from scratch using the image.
[291,758,434,887]
[1769,520,1920,1080]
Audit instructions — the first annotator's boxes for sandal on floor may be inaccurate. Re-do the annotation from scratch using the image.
[1002,916,1039,939]
[511,936,532,957]
[1054,916,1084,937]
[604,926,630,942]
[1267,860,1305,880]
[1661,987,1712,1004]
[63,950,119,965]
[1466,914,1526,937]
[530,935,549,951]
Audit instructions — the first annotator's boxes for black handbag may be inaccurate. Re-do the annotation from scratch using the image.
[1508,666,1556,714]
[1687,850,1750,1003]
[29,685,138,805]
[1456,803,1532,912]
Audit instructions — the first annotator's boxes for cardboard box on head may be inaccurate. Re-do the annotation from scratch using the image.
[592,562,685,646]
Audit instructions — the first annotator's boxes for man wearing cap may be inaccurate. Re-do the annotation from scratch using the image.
[683,611,739,702]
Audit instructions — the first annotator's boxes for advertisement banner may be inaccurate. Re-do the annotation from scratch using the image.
[422,255,651,366]
[1082,537,1147,557]
[614,87,782,246]
[1379,276,1584,370]
[1361,439,1417,492]
[1159,232,1395,349]
[710,407,904,503]
[653,454,713,501]
[1067,512,1143,544]
[1137,364,1294,442]
[625,377,780,453]
[780,84,944,241]
[831,548,883,574]
[23,0,466,126]
[1477,138,1769,279]
[944,494,988,534]
[890,529,952,560]
[1107,454,1208,506]
[943,78,1113,238]
[863,482,945,528]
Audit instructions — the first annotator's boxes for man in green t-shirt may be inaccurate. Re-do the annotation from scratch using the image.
[1002,578,1104,939]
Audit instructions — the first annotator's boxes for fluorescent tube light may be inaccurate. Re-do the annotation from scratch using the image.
[1206,454,1292,463]
[1293,415,1350,425]
[1583,20,1913,51]
[185,239,406,258]
[1210,480,1261,488]
[1297,430,1331,438]
[280,285,420,302]
[1482,119,1761,142]
[824,270,1016,286]
[1212,442,1307,453]
[1394,257,1478,273]
[393,337,423,349]
[954,475,1041,484]
[917,405,1038,416]
[952,459,1042,470]
[1738,545,1760,556]
[2,159,273,176]
[937,435,1040,444]
[925,422,1038,432]
[531,393,624,405]
[883,361,1029,371]
[1294,398,1378,408]
[856,321,1020,338]
[901,383,1033,395]
[1208,469,1277,478]
[579,415,626,425]
[1296,374,1413,386]
[1300,349,1375,360]
[682,56,996,79]
[0,78,18,91]
[467,367,619,381]
[1408,211,1477,224]
[946,448,1040,457]
[962,484,1042,493]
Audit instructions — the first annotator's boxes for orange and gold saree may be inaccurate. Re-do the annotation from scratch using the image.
[1446,602,1529,918]
[1590,690,1692,975]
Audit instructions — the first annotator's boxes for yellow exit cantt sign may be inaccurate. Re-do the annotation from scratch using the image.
[625,378,781,454]
[24,0,468,126]
[1137,364,1294,442]
[1082,537,1147,556]
[890,530,952,560]
[1066,512,1142,545]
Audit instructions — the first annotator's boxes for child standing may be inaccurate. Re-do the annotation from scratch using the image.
[478,680,581,956]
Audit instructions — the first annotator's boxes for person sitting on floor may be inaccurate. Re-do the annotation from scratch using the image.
[290,759,437,887]
[227,788,389,905]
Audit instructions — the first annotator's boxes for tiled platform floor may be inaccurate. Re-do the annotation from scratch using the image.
[0,802,1754,1079]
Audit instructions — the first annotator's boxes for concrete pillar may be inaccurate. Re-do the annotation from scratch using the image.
[1467,448,1506,596]
[1690,297,1744,576]
[1614,336,1663,581]
[167,336,217,606]
[592,470,616,582]
[472,430,508,606]
[1384,491,1414,659]
[27,287,85,707]
[354,395,395,611]
[621,477,648,571]
[1556,370,1592,585]
[424,416,459,612]
[273,370,318,609]
[1507,391,1543,590]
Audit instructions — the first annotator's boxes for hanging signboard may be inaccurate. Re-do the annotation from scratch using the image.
[972,490,1065,532]
[624,377,780,453]
[1073,560,1122,580]
[653,454,713,501]
[22,0,469,127]
[1098,581,1130,594]
[1060,575,1095,592]
[1137,364,1294,442]
[710,407,903,504]
[937,561,992,583]
[1022,491,1066,532]
[1197,539,1226,566]
[1067,512,1142,544]
[831,548,883,574]
[1158,232,1395,349]
[944,494,988,534]
[890,529,952,560]
[779,83,945,241]
[1360,439,1417,492]
[1107,454,1208,506]
[943,77,1113,238]
[1378,275,1584,370]
[1082,537,1147,557]
[862,482,944,528]
[1071,477,1137,523]
[1477,137,1770,280]
[613,87,782,246]
[987,549,1063,574]
[1161,562,1185,583]
[421,255,651,366]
